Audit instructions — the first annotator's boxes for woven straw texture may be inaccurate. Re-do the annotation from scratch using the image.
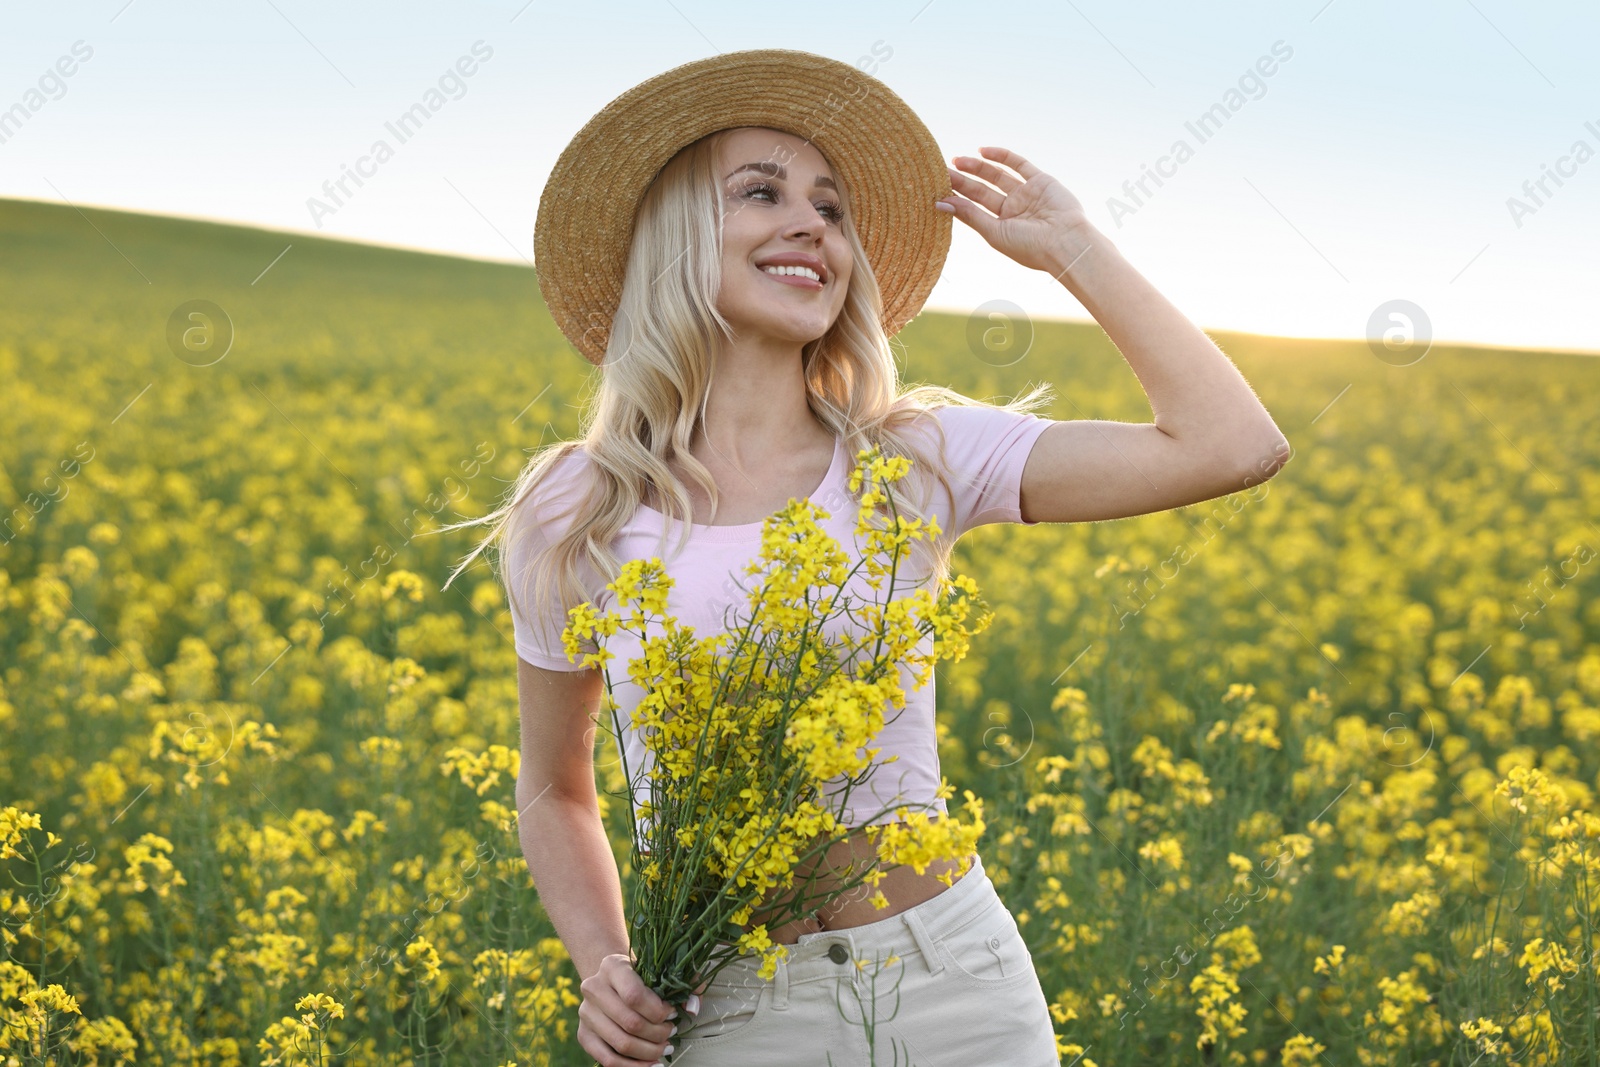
[532,47,953,366]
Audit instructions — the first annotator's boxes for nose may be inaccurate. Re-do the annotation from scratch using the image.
[783,200,832,239]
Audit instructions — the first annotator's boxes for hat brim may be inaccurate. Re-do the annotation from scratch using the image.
[533,48,953,366]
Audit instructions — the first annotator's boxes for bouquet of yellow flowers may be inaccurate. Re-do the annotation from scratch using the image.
[560,445,992,1027]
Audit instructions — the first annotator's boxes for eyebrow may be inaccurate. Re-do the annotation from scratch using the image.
[724,161,837,191]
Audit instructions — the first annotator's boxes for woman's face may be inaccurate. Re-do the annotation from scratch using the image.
[713,126,853,349]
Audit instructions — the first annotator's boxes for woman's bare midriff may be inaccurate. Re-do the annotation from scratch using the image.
[737,817,971,945]
[638,821,970,948]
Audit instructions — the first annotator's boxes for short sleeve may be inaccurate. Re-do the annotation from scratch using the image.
[502,451,601,671]
[915,403,1053,540]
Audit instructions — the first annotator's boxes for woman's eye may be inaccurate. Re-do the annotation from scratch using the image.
[741,182,844,224]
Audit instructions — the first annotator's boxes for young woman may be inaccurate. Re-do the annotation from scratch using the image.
[456,49,1288,1067]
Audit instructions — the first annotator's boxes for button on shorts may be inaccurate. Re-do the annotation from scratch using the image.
[671,851,1060,1065]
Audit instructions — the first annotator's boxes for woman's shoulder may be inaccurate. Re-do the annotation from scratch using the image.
[897,397,1050,446]
[511,441,600,529]
[885,399,952,437]
[888,398,1009,452]
[544,440,597,485]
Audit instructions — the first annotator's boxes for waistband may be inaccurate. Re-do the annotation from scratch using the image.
[703,850,993,1005]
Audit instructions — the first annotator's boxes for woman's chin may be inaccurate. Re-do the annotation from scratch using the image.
[722,315,837,349]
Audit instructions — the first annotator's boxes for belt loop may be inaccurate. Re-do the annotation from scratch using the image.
[772,948,790,1009]
[847,932,865,997]
[901,907,944,975]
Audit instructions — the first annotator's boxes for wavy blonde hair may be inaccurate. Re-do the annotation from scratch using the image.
[441,127,1053,659]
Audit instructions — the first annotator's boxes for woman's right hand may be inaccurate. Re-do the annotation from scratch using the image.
[577,952,696,1067]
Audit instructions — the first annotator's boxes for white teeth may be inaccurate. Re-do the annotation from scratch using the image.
[762,264,822,283]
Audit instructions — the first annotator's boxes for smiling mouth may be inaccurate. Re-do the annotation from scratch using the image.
[757,264,825,290]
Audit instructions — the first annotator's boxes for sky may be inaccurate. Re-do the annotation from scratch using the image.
[3,0,1597,352]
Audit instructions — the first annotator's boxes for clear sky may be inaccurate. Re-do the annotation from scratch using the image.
[3,0,1596,352]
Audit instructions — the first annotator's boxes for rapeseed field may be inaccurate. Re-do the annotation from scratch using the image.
[2,197,1597,1064]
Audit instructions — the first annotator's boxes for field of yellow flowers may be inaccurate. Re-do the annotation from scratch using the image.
[2,196,1598,1065]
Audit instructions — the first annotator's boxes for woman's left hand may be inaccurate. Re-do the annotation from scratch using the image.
[937,146,1092,275]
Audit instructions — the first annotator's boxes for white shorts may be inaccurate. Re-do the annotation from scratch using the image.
[672,851,1059,1065]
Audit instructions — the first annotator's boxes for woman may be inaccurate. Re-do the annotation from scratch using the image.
[455,48,1289,1067]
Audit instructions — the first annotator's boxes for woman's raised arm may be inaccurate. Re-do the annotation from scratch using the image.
[939,146,1291,524]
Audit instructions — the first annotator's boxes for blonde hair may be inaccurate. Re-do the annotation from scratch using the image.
[440,127,1053,656]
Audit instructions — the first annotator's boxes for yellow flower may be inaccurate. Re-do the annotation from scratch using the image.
[736,924,772,957]
[295,992,346,1028]
[1138,836,1185,871]
[1517,937,1579,993]
[0,806,43,861]
[1494,766,1569,817]
[1282,1033,1327,1066]
[1460,1017,1509,1055]
[380,569,426,602]
[19,983,81,1016]
[1313,944,1346,975]
[122,834,187,899]
[398,937,444,985]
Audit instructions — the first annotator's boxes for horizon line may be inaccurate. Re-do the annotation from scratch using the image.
[5,193,1596,359]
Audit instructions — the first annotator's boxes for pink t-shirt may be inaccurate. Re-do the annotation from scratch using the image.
[505,402,1052,839]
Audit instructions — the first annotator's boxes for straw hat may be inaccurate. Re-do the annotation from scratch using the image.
[532,47,953,366]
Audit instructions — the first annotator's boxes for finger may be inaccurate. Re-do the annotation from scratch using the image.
[577,1024,665,1067]
[935,192,999,243]
[577,1021,661,1067]
[947,164,1006,216]
[599,983,678,1045]
[580,1002,676,1066]
[955,153,1023,196]
[978,145,1044,182]
[611,968,680,1030]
